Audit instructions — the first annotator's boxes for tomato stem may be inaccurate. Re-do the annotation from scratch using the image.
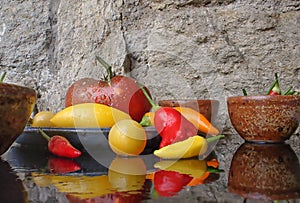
[38,128,51,142]
[206,134,224,143]
[0,72,6,83]
[96,56,115,81]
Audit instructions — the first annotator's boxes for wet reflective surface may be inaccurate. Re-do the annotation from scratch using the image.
[1,133,300,203]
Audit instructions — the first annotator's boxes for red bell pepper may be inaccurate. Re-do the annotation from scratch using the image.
[140,87,198,148]
[154,107,198,148]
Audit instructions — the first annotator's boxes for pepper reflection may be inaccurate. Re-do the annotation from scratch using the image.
[32,156,150,203]
[149,158,223,197]
[228,142,300,201]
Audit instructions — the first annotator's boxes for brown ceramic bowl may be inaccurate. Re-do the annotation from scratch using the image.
[227,95,300,142]
[228,143,300,201]
[158,99,219,122]
[0,83,36,155]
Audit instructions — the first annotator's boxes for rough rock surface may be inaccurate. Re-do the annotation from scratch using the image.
[0,0,299,201]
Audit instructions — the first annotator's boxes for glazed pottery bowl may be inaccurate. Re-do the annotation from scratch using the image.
[0,83,36,155]
[158,99,219,122]
[227,95,300,142]
[228,143,300,201]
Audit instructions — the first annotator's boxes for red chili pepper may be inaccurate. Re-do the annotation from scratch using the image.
[140,87,198,148]
[38,128,82,158]
[48,157,81,174]
[267,73,281,95]
[153,170,193,197]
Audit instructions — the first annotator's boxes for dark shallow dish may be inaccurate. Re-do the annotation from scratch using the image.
[16,126,161,155]
[227,95,300,142]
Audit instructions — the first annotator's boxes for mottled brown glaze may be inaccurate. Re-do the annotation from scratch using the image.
[158,99,219,122]
[227,95,300,142]
[0,83,36,155]
[228,143,300,201]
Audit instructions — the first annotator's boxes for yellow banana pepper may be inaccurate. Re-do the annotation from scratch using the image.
[154,159,208,178]
[153,135,224,159]
[50,103,131,128]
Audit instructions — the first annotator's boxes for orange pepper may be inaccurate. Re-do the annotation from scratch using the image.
[206,159,219,168]
[174,107,219,135]
[186,171,210,186]
[141,107,219,136]
[186,159,220,186]
[146,172,155,180]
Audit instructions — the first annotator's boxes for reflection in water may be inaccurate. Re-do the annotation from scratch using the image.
[30,156,222,202]
[6,144,224,202]
[149,158,222,197]
[0,158,27,203]
[228,142,300,201]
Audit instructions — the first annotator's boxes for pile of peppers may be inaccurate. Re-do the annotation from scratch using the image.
[140,87,221,151]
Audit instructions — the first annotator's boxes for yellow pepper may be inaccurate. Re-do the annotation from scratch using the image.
[48,174,114,199]
[141,106,219,135]
[31,111,55,127]
[153,135,224,159]
[154,159,208,178]
[50,103,131,128]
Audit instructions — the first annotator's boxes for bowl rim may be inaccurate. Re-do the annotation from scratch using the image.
[158,99,220,103]
[227,94,300,101]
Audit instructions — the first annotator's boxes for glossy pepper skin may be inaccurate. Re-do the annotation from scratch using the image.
[140,107,219,136]
[140,87,198,148]
[39,129,82,158]
[154,107,198,148]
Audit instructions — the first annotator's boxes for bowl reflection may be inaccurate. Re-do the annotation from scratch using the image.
[0,158,27,202]
[228,142,300,201]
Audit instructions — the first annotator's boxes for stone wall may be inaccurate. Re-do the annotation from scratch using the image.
[1,1,300,202]
[0,0,299,135]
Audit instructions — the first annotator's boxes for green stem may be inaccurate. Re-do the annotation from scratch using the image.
[0,72,6,83]
[206,134,225,143]
[139,85,160,111]
[283,86,293,95]
[207,166,224,173]
[96,56,114,81]
[140,114,152,127]
[242,88,247,96]
[38,128,51,142]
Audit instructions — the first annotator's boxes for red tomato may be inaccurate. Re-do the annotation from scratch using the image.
[65,76,152,122]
